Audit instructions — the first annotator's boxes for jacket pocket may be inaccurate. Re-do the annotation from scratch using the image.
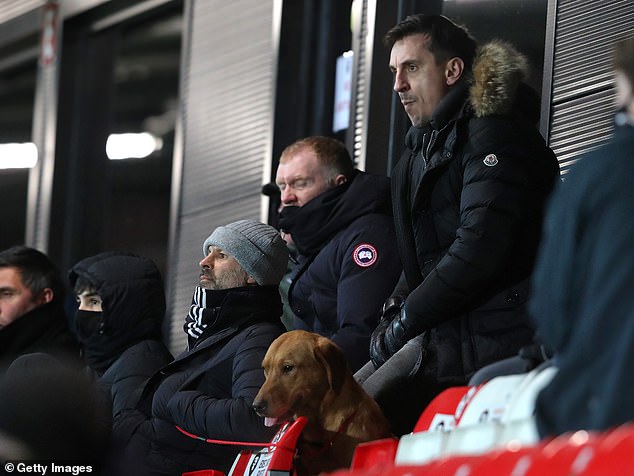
[465,280,535,373]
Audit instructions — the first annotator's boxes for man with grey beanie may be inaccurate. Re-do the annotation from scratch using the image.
[198,219,289,290]
[112,219,289,476]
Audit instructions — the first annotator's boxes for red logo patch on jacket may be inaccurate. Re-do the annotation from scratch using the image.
[353,244,378,267]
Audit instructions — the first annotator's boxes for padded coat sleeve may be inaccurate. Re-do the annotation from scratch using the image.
[328,215,402,372]
[104,340,174,417]
[164,327,277,442]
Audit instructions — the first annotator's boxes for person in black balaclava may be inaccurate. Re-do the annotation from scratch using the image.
[68,251,173,415]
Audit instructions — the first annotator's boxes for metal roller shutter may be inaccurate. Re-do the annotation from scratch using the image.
[348,0,372,170]
[167,0,279,352]
[0,1,43,24]
[549,0,634,174]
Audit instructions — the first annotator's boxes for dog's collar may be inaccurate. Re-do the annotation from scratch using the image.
[298,409,359,458]
[333,408,359,439]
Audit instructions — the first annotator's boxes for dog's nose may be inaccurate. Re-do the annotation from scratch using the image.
[252,400,268,416]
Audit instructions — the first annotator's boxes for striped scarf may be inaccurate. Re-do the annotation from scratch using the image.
[183,286,227,348]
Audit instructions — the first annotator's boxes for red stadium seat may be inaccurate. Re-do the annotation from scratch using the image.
[326,467,385,476]
[182,417,307,476]
[383,463,438,476]
[227,417,307,476]
[468,445,540,476]
[416,454,484,475]
[413,385,474,432]
[523,430,599,476]
[182,471,225,476]
[350,437,399,470]
[580,423,634,475]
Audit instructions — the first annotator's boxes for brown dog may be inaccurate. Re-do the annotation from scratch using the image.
[253,330,392,475]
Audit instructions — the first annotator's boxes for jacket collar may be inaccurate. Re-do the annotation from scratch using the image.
[0,302,68,358]
[279,171,391,257]
[431,81,470,131]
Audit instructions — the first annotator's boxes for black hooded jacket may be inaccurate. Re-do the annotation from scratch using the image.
[392,42,560,382]
[279,171,402,372]
[68,252,173,414]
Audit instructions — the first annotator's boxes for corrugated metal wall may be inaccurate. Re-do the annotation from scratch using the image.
[348,0,373,170]
[167,0,280,353]
[0,0,43,22]
[548,0,634,173]
[25,6,59,252]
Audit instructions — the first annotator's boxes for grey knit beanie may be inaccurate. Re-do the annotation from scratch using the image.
[202,219,289,286]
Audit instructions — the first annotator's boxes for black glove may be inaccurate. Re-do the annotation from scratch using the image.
[370,296,406,368]
[384,308,410,356]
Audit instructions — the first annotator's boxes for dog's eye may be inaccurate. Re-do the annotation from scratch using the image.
[282,364,294,374]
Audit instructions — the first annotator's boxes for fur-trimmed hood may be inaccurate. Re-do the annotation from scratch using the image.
[406,40,542,151]
[469,40,530,118]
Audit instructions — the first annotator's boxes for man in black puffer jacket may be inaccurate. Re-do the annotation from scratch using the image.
[277,136,402,372]
[113,220,289,475]
[356,14,560,435]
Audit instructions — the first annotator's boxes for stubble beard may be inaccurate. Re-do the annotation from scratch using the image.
[200,267,250,290]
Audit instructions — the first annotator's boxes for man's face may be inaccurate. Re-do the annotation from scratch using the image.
[0,267,45,329]
[275,147,333,208]
[390,33,452,128]
[199,246,253,290]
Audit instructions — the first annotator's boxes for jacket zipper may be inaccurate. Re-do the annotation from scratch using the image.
[422,129,438,169]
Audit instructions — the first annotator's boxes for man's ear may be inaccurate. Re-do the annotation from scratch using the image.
[334,174,347,187]
[445,57,465,86]
[37,288,54,305]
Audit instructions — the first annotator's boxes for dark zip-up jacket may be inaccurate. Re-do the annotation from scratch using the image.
[0,301,79,368]
[281,171,402,372]
[393,42,560,382]
[113,285,285,475]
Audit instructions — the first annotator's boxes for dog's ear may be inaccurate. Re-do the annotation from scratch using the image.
[314,336,347,394]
